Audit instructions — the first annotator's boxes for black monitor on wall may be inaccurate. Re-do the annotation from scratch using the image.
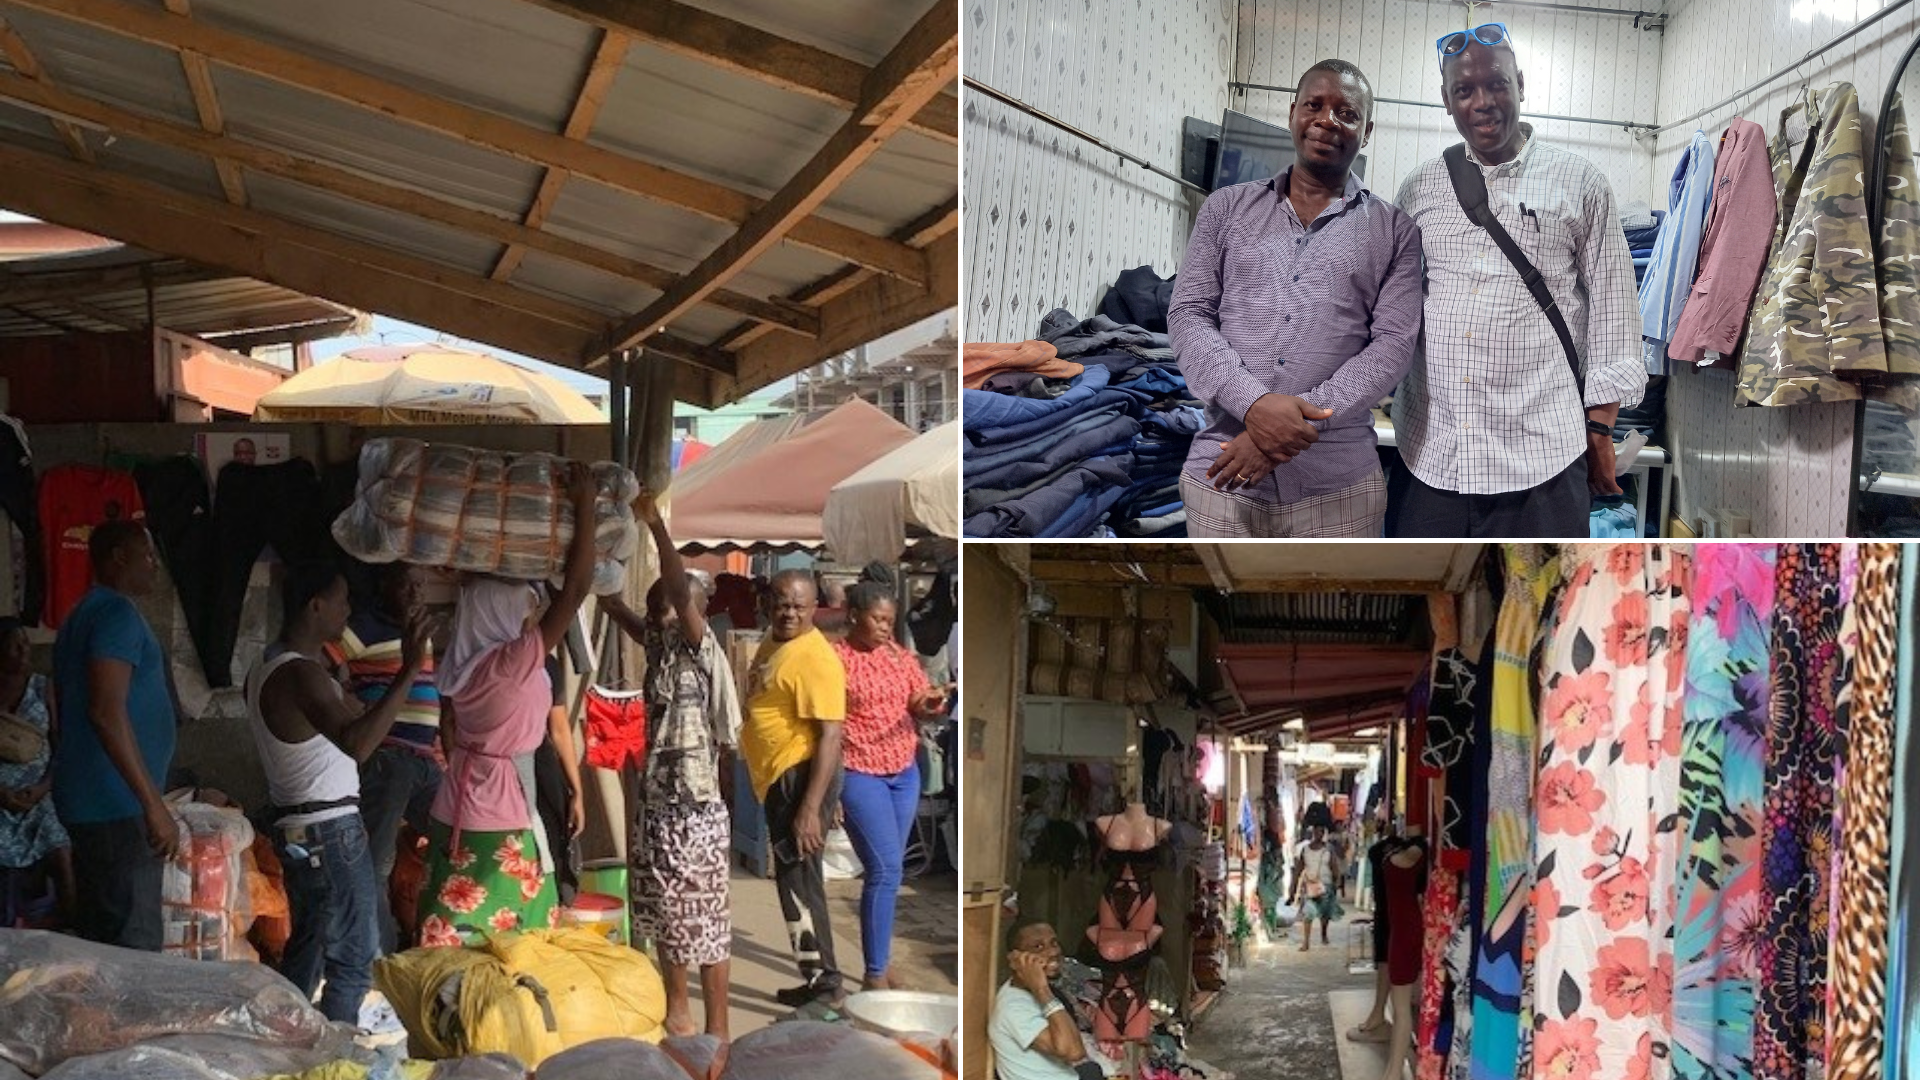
[1210,108,1366,191]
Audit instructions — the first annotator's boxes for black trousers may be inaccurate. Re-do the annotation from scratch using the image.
[207,460,331,686]
[68,816,165,951]
[763,760,842,992]
[135,457,219,683]
[1386,454,1589,539]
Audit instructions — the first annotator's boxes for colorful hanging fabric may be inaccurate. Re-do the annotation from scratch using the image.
[1829,544,1899,1080]
[1755,544,1854,1080]
[1471,545,1560,1080]
[1672,544,1774,1080]
[1418,866,1463,1080]
[1531,544,1689,1080]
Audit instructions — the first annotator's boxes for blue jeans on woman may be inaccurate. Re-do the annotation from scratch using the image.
[839,761,921,983]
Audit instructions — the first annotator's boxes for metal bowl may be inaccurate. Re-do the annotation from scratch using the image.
[843,990,959,1040]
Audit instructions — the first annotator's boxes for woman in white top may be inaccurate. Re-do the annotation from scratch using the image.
[1289,824,1343,950]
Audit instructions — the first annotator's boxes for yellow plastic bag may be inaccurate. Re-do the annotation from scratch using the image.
[373,928,666,1066]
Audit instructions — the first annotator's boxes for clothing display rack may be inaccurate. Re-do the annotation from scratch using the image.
[963,76,1207,194]
[1228,81,1658,132]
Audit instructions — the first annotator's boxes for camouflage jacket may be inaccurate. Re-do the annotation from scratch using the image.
[1737,82,1888,407]
[1877,91,1920,391]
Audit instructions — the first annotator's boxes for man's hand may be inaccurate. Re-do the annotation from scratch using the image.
[1586,429,1623,496]
[401,610,432,670]
[633,488,663,526]
[1009,949,1053,999]
[794,802,826,856]
[1207,433,1280,491]
[567,461,598,511]
[144,800,181,859]
[568,791,586,837]
[1244,394,1333,459]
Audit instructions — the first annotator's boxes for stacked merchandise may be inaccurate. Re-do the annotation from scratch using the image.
[1189,842,1228,993]
[162,799,260,962]
[964,268,1204,539]
[1393,542,1903,1080]
[1620,201,1665,293]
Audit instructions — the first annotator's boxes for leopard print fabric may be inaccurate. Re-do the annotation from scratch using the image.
[1827,543,1899,1080]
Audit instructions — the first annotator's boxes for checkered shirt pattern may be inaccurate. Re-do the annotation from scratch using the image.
[1392,125,1646,495]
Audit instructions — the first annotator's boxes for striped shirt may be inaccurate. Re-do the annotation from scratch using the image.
[326,613,440,751]
[1169,168,1424,506]
[1392,125,1646,495]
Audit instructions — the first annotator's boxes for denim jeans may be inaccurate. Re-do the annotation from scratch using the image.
[277,813,379,1024]
[840,762,921,981]
[358,745,441,954]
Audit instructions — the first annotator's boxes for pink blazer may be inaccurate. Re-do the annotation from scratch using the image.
[1667,118,1779,365]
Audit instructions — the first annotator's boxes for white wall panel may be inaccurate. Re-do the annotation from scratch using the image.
[962,0,1235,343]
[1654,0,1920,536]
[1231,0,1660,207]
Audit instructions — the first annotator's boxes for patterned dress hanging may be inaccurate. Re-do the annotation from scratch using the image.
[1472,545,1561,1080]
[1673,545,1774,1080]
[1531,544,1690,1080]
[1755,544,1854,1080]
[1829,544,1899,1080]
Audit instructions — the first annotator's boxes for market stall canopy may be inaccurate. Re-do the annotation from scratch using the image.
[669,396,915,551]
[1025,542,1484,591]
[0,234,363,346]
[252,343,603,424]
[822,419,957,564]
[0,0,957,407]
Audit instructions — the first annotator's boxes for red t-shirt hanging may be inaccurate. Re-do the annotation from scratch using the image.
[831,638,929,777]
[39,464,146,628]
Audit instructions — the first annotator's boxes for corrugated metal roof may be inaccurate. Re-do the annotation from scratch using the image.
[0,0,957,404]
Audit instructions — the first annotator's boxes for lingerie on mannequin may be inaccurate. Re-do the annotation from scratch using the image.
[1090,804,1171,1044]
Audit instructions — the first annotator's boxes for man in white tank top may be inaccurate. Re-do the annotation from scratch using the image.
[249,561,426,1026]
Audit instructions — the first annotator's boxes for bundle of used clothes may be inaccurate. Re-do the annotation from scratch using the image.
[963,268,1202,538]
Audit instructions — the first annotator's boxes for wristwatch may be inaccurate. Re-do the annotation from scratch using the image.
[1585,419,1614,438]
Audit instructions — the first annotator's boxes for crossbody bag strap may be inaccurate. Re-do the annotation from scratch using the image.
[1441,143,1585,399]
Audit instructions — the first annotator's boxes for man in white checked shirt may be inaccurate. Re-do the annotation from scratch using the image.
[1386,24,1646,538]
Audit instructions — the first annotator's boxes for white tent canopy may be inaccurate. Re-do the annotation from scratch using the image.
[823,420,958,564]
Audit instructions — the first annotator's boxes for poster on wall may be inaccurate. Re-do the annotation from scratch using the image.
[196,432,292,492]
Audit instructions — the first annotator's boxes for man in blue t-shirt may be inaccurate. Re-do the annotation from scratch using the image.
[51,519,178,950]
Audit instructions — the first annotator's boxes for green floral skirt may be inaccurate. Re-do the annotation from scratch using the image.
[415,820,558,947]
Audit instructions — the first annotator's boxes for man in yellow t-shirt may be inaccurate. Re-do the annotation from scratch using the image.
[744,568,847,1007]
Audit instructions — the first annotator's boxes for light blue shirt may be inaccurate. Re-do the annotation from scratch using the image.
[990,982,1082,1080]
[1638,129,1717,374]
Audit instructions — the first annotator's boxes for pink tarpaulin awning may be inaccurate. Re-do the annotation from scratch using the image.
[668,397,915,552]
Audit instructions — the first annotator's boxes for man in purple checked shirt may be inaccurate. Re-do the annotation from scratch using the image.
[1168,59,1424,538]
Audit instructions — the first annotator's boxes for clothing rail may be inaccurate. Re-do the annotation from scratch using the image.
[1653,0,1918,135]
[1230,81,1658,132]
[1454,0,1663,20]
[963,75,1208,194]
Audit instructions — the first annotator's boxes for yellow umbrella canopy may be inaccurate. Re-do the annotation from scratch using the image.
[252,343,605,425]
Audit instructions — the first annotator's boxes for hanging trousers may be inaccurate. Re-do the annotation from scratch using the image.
[134,457,219,683]
[207,460,331,687]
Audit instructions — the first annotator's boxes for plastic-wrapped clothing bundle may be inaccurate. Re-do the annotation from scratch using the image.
[374,928,667,1066]
[39,1045,226,1080]
[720,1022,940,1079]
[332,438,640,595]
[534,1038,695,1080]
[0,930,330,1076]
[163,801,257,962]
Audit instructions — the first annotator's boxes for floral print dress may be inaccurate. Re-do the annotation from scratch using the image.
[1532,545,1690,1080]
[0,675,66,869]
[1673,545,1774,1080]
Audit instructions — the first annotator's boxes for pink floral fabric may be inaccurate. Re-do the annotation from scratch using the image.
[1532,544,1690,1080]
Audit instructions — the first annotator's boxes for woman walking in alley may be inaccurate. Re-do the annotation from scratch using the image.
[1289,824,1342,950]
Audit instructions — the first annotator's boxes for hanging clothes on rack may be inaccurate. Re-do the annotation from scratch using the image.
[1669,118,1777,368]
[1736,83,1887,407]
[1640,129,1717,376]
[1874,92,1920,399]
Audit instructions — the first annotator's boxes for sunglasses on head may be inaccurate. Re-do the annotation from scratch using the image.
[1436,22,1510,67]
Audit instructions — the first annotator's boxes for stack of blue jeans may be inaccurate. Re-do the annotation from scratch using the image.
[962,337,1200,537]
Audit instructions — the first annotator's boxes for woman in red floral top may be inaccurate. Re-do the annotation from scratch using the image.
[831,582,949,989]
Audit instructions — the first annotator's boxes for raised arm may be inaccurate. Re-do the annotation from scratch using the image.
[541,461,599,652]
[291,616,429,763]
[635,490,706,647]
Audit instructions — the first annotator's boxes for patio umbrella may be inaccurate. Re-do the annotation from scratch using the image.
[823,420,959,564]
[252,343,604,424]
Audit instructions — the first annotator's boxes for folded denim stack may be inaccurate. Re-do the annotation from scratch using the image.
[963,317,1201,537]
[1613,375,1667,444]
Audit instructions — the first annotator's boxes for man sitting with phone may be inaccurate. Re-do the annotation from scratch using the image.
[991,918,1105,1080]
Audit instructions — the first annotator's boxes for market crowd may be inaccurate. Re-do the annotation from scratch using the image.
[0,488,956,1039]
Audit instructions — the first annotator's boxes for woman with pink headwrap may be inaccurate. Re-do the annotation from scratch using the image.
[415,463,598,946]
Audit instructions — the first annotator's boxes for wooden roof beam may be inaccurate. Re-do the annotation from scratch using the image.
[0,260,229,305]
[595,0,956,359]
[491,26,628,283]
[10,0,924,282]
[0,139,626,371]
[162,0,246,206]
[0,14,93,163]
[0,68,815,336]
[521,0,958,145]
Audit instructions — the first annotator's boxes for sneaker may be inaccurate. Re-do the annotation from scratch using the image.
[774,979,843,1007]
